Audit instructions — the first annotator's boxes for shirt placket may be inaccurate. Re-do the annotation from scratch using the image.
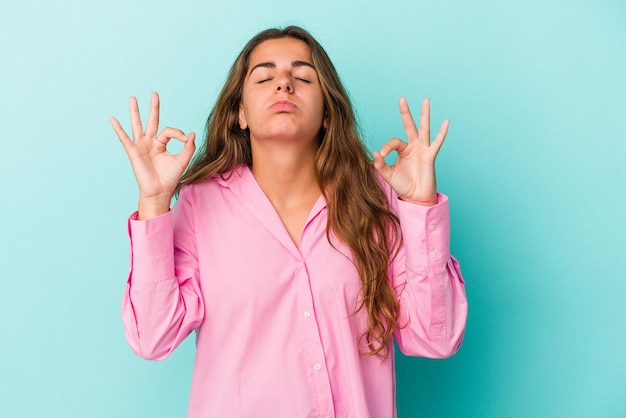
[293,257,335,418]
[295,206,336,418]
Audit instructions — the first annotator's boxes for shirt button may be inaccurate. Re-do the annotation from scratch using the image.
[313,363,321,371]
[304,310,311,318]
[428,224,436,231]
[429,251,437,258]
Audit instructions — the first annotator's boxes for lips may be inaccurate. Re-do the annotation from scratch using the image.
[269,100,297,111]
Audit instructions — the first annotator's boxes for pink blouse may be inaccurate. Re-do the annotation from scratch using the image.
[122,166,467,418]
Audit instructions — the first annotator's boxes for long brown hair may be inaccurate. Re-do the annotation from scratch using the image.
[179,26,402,358]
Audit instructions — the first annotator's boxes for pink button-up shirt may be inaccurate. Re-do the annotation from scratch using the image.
[122,166,467,418]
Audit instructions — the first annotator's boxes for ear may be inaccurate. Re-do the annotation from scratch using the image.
[238,103,248,130]
[323,111,328,129]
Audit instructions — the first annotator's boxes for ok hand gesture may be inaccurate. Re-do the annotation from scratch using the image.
[109,92,196,219]
[373,98,449,206]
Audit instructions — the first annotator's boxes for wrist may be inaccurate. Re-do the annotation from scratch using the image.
[398,189,438,206]
[138,194,172,220]
[399,196,437,207]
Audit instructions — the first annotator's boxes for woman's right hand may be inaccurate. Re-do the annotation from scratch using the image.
[110,92,196,219]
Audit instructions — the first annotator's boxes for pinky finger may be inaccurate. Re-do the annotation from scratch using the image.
[109,117,134,152]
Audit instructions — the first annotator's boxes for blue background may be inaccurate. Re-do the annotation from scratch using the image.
[1,0,624,417]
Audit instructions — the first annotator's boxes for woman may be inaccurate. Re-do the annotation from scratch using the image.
[110,26,467,418]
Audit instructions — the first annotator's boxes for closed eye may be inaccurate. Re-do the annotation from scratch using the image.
[296,78,311,83]
[258,78,272,84]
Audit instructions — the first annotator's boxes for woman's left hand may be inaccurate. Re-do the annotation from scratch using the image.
[373,97,449,206]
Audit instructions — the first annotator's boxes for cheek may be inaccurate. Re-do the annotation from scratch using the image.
[315,91,326,115]
[317,97,327,125]
[238,89,258,128]
[238,86,253,123]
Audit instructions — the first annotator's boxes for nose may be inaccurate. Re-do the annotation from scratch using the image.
[275,75,292,92]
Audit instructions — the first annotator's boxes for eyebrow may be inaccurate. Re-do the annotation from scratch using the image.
[249,60,316,75]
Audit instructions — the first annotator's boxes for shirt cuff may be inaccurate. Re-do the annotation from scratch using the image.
[396,193,451,271]
[127,211,175,284]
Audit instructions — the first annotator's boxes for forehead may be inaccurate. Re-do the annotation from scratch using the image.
[248,38,313,68]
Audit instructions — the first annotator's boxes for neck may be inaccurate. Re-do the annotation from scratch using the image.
[249,139,321,207]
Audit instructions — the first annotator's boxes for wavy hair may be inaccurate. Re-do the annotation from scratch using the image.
[178,26,402,358]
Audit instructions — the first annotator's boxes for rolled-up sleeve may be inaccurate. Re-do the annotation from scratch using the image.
[391,194,467,358]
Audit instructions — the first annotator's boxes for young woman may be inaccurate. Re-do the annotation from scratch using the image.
[110,26,467,418]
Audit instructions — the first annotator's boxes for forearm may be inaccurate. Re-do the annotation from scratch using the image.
[391,194,468,357]
[121,211,204,360]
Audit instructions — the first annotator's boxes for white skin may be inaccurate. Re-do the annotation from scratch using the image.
[237,38,326,245]
[109,37,450,242]
[373,96,449,206]
[109,92,196,219]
